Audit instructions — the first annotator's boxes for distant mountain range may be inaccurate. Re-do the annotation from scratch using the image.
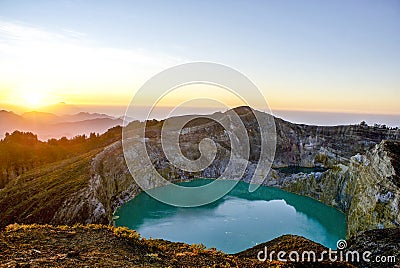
[0,110,124,140]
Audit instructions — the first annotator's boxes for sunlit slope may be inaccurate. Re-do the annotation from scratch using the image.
[0,149,99,227]
[0,126,122,227]
[0,126,122,188]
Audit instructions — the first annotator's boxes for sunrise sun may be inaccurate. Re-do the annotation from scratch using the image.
[23,91,44,108]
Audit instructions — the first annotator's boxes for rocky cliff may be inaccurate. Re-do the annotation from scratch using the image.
[280,140,400,237]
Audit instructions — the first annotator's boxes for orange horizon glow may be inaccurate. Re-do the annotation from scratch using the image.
[1,97,400,117]
[1,85,400,116]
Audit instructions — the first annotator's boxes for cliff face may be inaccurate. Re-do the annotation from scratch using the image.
[280,140,400,237]
[52,141,138,225]
[346,141,400,236]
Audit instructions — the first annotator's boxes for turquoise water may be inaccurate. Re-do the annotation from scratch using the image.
[114,179,346,253]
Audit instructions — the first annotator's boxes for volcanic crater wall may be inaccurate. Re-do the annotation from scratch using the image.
[53,108,400,238]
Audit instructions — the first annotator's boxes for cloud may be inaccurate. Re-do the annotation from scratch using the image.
[0,21,65,42]
[0,20,186,98]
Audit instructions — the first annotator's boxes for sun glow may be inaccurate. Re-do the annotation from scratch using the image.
[5,84,58,109]
[23,91,43,107]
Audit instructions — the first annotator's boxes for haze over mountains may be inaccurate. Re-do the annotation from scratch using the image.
[1,99,399,141]
[0,110,123,140]
[3,101,400,128]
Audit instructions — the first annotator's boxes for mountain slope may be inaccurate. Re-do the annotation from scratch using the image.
[0,126,122,189]
[0,150,100,226]
[60,112,114,122]
[21,111,61,124]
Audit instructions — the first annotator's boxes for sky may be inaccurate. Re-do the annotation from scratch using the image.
[0,0,399,122]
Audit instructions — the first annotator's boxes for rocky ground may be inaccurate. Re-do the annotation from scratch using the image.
[345,228,400,268]
[0,224,358,268]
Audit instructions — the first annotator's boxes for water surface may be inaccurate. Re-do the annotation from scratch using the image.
[115,179,346,253]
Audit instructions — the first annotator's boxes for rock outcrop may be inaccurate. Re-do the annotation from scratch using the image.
[52,141,139,225]
[280,140,400,237]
